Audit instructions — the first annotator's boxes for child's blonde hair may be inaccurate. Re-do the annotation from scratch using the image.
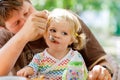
[47,8,86,50]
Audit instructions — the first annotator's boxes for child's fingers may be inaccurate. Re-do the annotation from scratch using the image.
[39,75,45,80]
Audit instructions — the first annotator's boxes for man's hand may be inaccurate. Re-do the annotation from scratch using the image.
[87,65,112,80]
[19,10,49,42]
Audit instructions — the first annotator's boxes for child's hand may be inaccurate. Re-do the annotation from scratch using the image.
[32,75,45,80]
[17,66,34,77]
[17,68,29,77]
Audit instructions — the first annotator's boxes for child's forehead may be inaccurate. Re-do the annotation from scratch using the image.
[50,19,71,26]
[49,20,74,31]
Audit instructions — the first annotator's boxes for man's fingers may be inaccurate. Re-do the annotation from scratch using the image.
[88,71,93,80]
[31,16,47,23]
[34,10,49,19]
[88,65,102,80]
[104,68,112,80]
[98,68,106,80]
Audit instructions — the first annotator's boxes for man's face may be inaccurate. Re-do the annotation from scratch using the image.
[5,1,36,34]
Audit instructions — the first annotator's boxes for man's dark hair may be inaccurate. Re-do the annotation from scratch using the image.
[0,0,30,27]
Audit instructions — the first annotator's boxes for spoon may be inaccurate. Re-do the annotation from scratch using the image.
[49,35,55,42]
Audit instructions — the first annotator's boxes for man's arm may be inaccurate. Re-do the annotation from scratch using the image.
[77,17,113,78]
[78,18,106,68]
[0,11,48,75]
[0,30,28,75]
[76,14,113,69]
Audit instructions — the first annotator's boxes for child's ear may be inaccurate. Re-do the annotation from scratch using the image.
[69,38,74,45]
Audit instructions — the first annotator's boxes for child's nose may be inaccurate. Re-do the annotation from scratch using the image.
[54,33,61,39]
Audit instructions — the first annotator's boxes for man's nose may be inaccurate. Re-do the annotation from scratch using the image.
[22,16,27,22]
[20,18,26,28]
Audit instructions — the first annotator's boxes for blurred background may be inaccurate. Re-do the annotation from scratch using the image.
[31,0,120,66]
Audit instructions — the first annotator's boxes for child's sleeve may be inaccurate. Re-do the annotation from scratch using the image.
[28,53,41,75]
